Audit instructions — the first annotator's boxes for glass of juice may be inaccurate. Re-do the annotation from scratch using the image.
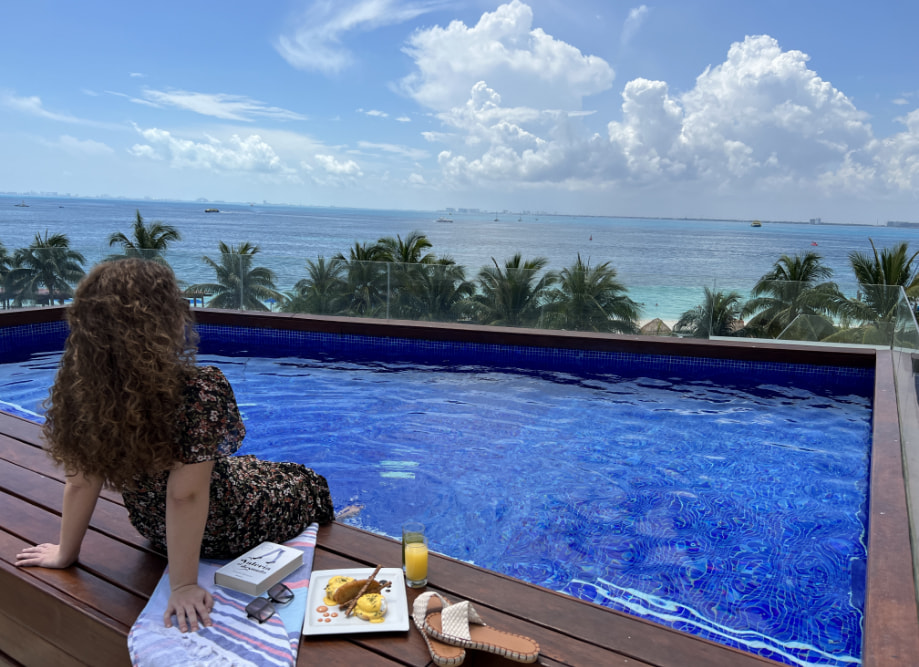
[402,521,428,588]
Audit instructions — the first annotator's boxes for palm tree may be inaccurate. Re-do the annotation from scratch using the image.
[474,253,556,327]
[824,240,919,344]
[376,232,439,319]
[6,232,85,306]
[334,242,389,317]
[107,210,181,263]
[544,254,640,333]
[674,287,745,338]
[376,231,435,264]
[282,256,346,315]
[187,241,283,311]
[398,257,476,322]
[742,252,841,339]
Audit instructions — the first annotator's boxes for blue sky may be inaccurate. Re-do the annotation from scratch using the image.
[2,0,917,223]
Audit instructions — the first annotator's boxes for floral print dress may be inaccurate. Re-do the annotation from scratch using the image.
[122,365,334,558]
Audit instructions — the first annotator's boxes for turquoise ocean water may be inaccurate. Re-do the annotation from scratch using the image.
[3,195,918,321]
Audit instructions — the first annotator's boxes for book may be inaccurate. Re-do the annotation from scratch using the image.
[214,541,303,596]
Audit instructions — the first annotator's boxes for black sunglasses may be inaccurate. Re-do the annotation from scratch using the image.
[245,583,295,623]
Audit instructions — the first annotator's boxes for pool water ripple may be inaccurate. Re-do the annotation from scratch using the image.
[0,351,870,666]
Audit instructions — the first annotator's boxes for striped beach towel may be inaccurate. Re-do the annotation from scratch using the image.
[128,524,318,667]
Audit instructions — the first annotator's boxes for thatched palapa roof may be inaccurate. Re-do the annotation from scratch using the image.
[640,318,672,336]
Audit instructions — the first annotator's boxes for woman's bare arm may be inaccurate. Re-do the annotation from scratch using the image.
[15,471,103,568]
[163,459,215,632]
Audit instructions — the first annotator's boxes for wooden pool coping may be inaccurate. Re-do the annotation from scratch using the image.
[1,306,916,666]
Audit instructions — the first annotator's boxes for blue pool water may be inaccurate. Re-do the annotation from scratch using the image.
[0,323,873,667]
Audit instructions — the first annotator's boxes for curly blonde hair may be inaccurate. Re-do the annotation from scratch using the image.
[43,259,198,490]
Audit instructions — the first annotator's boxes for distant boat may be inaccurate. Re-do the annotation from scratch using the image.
[14,201,28,207]
[435,217,453,223]
[750,220,762,227]
[204,208,220,213]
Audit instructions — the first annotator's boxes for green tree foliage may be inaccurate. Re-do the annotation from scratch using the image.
[334,242,389,317]
[674,287,745,338]
[376,231,434,264]
[282,256,346,315]
[474,253,556,327]
[189,241,283,311]
[6,232,86,306]
[107,210,181,264]
[742,252,841,339]
[824,240,919,344]
[397,257,475,322]
[544,254,640,333]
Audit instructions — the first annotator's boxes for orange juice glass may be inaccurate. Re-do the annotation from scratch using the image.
[402,521,428,588]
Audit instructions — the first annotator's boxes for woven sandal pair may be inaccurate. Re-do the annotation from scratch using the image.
[412,591,540,666]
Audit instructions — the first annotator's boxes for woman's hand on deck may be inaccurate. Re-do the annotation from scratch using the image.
[14,543,76,569]
[165,583,214,632]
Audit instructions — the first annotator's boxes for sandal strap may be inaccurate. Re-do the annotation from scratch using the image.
[413,591,451,629]
[439,600,485,641]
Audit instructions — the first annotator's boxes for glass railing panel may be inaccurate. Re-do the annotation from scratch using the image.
[893,290,919,352]
[889,287,919,601]
[740,278,843,342]
[775,314,836,342]
[818,283,904,346]
[669,280,739,339]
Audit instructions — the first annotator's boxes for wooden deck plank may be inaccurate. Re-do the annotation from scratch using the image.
[2,490,163,596]
[0,426,123,505]
[0,530,147,631]
[863,351,919,666]
[0,611,85,667]
[0,556,133,667]
[0,457,152,549]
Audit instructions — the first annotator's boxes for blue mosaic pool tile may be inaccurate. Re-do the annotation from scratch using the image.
[195,324,875,396]
[0,319,875,396]
[0,321,69,360]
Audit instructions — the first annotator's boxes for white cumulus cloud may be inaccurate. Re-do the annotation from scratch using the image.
[426,31,919,209]
[400,0,614,111]
[129,125,296,176]
[314,154,363,176]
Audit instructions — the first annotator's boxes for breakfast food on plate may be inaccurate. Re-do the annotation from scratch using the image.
[352,593,387,623]
[323,575,354,605]
[318,565,392,623]
[331,577,389,604]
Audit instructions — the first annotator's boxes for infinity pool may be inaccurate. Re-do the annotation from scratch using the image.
[0,325,873,667]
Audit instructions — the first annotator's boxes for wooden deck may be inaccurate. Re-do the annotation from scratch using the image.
[0,410,786,667]
[1,308,918,666]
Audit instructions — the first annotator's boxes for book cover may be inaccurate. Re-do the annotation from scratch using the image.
[214,541,303,596]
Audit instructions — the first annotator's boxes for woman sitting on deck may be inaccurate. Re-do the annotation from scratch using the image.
[15,258,334,632]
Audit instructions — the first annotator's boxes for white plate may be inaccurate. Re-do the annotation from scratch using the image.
[302,568,410,635]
